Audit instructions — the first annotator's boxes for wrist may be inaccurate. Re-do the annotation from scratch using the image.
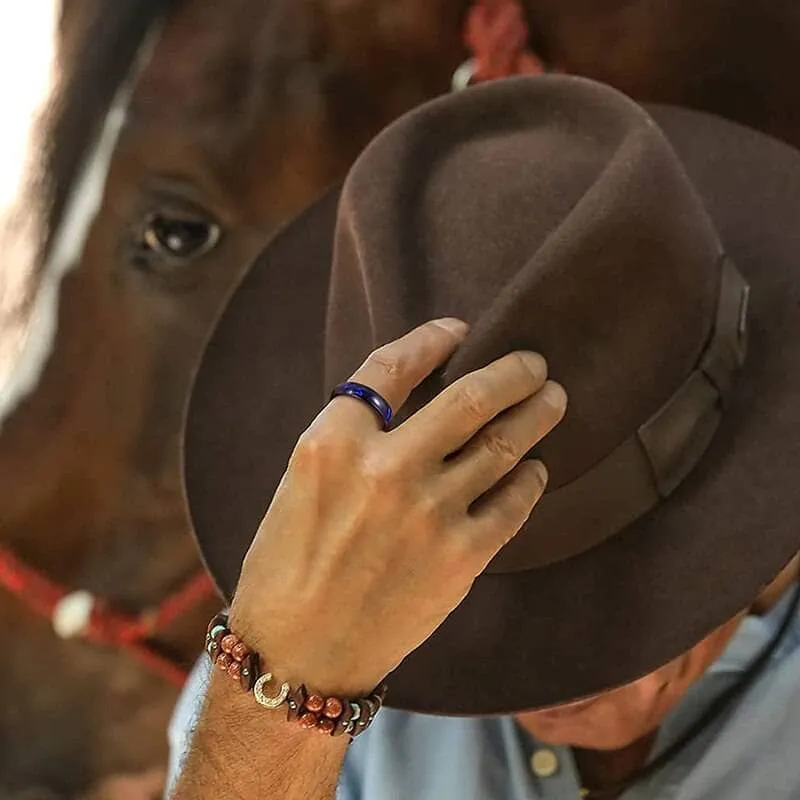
[208,610,388,738]
[172,671,349,800]
[227,601,388,698]
[206,669,349,752]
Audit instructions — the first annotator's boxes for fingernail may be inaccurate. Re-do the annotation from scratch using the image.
[518,351,547,379]
[542,380,568,414]
[433,317,470,336]
[530,459,549,486]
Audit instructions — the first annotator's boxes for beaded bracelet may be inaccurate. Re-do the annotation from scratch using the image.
[205,613,387,738]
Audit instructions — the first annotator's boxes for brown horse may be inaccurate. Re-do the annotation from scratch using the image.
[3,0,800,797]
[1,1,466,797]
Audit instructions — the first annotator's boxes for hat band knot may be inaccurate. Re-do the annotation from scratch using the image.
[486,256,750,573]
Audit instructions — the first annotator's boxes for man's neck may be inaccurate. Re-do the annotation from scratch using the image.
[525,558,799,796]
[571,562,799,793]
[572,731,657,798]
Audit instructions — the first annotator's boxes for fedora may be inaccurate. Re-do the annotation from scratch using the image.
[182,76,800,714]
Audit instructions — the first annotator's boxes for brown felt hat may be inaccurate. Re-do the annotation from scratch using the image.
[183,75,800,714]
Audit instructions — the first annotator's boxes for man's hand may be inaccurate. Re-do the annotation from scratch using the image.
[173,319,566,799]
[230,317,567,697]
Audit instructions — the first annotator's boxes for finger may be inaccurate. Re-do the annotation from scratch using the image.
[443,381,567,504]
[464,459,549,566]
[399,351,548,458]
[327,318,469,432]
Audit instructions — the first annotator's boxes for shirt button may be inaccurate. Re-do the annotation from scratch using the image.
[530,748,560,779]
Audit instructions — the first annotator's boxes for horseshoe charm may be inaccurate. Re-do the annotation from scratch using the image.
[253,673,290,709]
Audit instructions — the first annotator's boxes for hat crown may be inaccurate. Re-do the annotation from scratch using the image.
[185,73,800,713]
[326,77,724,493]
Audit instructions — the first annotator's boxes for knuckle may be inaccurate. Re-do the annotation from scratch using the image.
[292,429,328,465]
[481,429,522,465]
[444,529,483,572]
[366,346,407,380]
[359,451,405,493]
[292,426,356,468]
[414,490,446,528]
[455,382,493,424]
[503,476,541,518]
[504,485,536,518]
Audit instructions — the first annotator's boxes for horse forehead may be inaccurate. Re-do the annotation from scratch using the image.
[0,0,133,427]
[132,0,305,129]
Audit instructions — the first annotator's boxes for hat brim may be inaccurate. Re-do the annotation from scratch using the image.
[183,103,800,714]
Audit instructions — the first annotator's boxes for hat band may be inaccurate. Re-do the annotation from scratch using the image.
[486,256,750,574]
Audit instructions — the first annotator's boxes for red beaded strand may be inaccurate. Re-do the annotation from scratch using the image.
[205,614,258,692]
[205,613,386,738]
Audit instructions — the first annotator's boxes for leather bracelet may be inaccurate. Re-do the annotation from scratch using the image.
[205,612,387,738]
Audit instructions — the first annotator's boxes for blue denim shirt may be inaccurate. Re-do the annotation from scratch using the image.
[167,585,800,799]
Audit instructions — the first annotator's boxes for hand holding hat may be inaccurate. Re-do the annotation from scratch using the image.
[229,320,566,698]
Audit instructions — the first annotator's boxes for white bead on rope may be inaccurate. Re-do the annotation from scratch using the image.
[52,590,95,639]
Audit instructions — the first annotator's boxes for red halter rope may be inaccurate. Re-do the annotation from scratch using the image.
[0,542,214,687]
[457,0,561,89]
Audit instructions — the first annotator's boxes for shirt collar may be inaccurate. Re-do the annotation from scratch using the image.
[709,581,800,676]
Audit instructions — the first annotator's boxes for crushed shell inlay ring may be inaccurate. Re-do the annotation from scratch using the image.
[254,673,291,709]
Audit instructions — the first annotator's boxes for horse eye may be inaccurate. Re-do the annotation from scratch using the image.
[142,213,221,261]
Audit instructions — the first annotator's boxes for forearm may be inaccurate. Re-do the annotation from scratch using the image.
[172,671,348,799]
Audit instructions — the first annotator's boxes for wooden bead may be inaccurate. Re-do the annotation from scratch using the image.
[231,642,249,662]
[318,718,335,735]
[215,653,232,671]
[323,698,344,720]
[221,634,239,655]
[360,699,377,728]
[299,712,319,730]
[286,686,307,722]
[333,703,355,737]
[305,694,324,713]
[227,661,241,680]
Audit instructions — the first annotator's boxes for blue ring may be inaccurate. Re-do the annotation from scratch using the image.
[330,382,394,430]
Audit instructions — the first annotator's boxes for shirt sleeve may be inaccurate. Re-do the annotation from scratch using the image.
[336,749,363,800]
[165,657,211,798]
